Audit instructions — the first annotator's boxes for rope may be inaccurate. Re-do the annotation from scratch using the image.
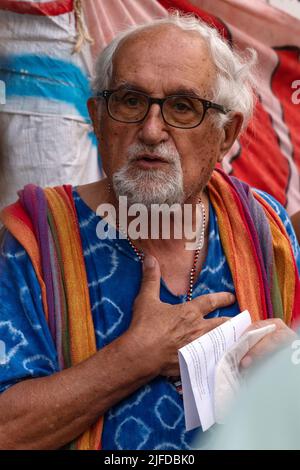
[73,0,94,54]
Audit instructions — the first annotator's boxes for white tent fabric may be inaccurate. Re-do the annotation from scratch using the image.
[0,2,100,208]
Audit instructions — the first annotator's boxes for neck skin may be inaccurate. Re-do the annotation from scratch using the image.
[77,177,210,296]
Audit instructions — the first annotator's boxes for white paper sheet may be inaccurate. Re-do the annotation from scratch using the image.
[178,310,252,432]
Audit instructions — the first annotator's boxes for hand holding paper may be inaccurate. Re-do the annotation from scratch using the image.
[178,311,276,432]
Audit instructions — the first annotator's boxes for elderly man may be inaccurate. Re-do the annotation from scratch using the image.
[0,14,299,450]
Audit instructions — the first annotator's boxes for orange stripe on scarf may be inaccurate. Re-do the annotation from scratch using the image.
[208,173,265,322]
[208,171,300,327]
[1,187,103,450]
[253,192,298,326]
[44,187,103,450]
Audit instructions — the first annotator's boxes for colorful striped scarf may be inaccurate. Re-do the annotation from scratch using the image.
[208,170,300,327]
[1,184,103,450]
[1,170,299,449]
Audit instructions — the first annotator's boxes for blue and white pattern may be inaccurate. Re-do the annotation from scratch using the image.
[0,189,299,449]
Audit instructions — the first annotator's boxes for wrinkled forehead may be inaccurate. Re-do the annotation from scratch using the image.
[111,25,217,96]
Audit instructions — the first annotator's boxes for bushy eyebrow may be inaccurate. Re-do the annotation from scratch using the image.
[169,88,201,98]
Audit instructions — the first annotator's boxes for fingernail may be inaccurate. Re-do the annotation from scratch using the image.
[241,356,252,368]
[143,255,156,269]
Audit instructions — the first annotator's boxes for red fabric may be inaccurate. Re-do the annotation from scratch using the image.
[1,200,34,232]
[272,47,300,173]
[0,0,73,16]
[233,100,291,208]
[157,0,230,40]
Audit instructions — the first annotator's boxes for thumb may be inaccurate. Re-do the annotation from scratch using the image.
[138,255,161,299]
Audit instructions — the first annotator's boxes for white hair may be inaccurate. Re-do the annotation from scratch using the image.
[92,12,257,131]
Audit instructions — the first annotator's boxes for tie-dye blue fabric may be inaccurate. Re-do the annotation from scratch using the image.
[0,189,299,450]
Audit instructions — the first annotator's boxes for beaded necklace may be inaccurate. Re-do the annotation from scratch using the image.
[116,197,206,301]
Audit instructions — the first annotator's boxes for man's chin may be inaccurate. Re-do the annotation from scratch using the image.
[125,190,184,208]
[112,165,184,206]
[125,165,166,178]
[122,192,170,207]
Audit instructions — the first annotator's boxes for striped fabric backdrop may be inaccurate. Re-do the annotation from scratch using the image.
[0,0,100,208]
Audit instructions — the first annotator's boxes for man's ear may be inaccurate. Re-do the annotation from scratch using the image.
[87,97,101,138]
[218,112,244,162]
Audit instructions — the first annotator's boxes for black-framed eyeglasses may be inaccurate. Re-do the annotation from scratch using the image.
[96,88,229,129]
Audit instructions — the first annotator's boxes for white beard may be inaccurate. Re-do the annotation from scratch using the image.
[112,143,184,208]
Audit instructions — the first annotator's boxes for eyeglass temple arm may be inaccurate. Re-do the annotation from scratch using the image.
[205,100,229,114]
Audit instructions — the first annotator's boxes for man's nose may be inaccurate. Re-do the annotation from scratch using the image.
[137,104,169,145]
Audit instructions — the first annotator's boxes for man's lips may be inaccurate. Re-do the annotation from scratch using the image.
[133,155,170,166]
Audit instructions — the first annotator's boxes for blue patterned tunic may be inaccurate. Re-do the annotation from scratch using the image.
[0,189,299,449]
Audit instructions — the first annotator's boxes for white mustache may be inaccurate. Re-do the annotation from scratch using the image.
[127,143,180,164]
